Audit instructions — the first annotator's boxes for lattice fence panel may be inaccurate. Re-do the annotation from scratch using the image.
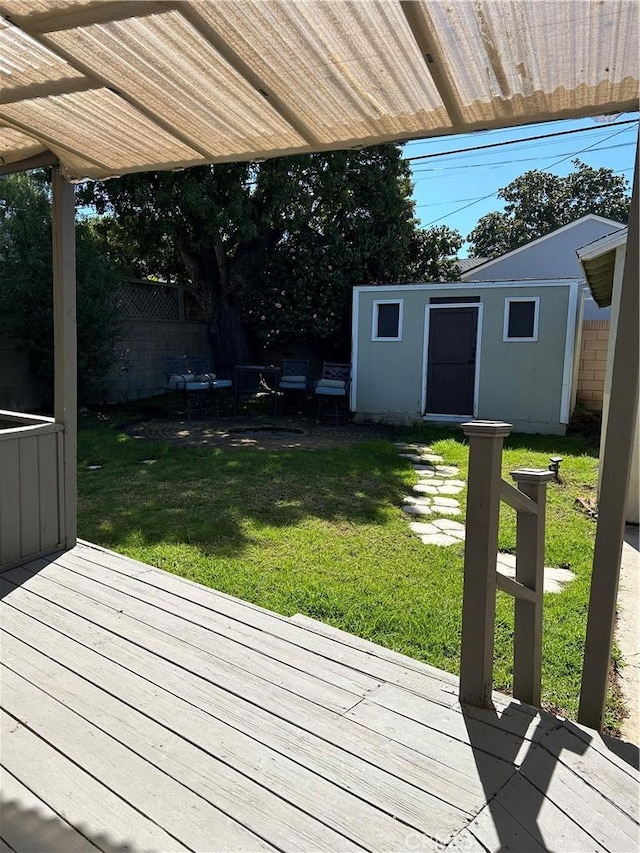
[118,281,181,321]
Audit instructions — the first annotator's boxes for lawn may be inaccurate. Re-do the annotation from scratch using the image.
[77,409,621,730]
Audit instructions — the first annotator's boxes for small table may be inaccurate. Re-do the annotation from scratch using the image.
[234,365,280,416]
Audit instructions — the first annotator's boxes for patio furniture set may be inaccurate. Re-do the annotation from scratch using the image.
[164,356,351,422]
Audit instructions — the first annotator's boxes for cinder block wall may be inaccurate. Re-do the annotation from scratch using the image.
[577,320,609,411]
[104,320,210,403]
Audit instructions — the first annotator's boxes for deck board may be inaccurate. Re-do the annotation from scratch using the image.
[0,579,472,843]
[0,769,100,853]
[69,543,460,698]
[1,711,190,853]
[1,542,638,853]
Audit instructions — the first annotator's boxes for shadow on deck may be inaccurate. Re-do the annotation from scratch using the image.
[1,543,638,852]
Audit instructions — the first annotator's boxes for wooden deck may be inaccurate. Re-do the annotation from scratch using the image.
[1,542,638,853]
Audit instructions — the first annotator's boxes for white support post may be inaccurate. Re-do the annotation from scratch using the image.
[52,167,77,548]
[579,144,639,731]
[511,468,554,708]
[459,420,512,706]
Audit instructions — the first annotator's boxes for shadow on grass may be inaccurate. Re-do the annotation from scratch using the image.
[78,425,414,558]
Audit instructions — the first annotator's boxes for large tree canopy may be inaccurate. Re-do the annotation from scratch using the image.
[467,159,631,259]
[82,145,461,370]
[0,172,122,406]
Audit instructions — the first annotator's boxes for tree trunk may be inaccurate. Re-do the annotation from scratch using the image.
[208,302,250,377]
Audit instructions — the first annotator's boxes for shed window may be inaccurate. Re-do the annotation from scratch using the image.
[503,297,539,341]
[372,300,403,341]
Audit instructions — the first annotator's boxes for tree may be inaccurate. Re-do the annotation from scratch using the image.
[0,172,122,405]
[81,145,462,369]
[467,159,631,258]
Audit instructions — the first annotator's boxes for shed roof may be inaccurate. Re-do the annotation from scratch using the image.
[1,0,638,181]
[460,215,626,280]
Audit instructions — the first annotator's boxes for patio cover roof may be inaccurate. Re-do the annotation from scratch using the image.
[1,0,638,181]
[577,227,629,307]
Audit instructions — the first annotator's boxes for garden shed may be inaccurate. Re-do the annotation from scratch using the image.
[352,279,582,433]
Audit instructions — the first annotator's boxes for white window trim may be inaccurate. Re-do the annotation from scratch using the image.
[503,296,540,342]
[372,299,403,341]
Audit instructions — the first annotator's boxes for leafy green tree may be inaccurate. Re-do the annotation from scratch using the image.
[0,172,122,405]
[467,159,631,258]
[81,145,461,369]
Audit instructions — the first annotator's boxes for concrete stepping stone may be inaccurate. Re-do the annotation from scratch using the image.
[544,566,577,584]
[436,484,464,495]
[496,553,516,570]
[433,506,462,516]
[434,465,460,476]
[412,464,438,472]
[399,454,427,463]
[394,443,434,453]
[409,521,440,535]
[403,495,432,506]
[413,484,439,495]
[420,454,444,463]
[403,504,433,516]
[420,533,460,547]
[432,496,460,508]
[496,553,576,594]
[432,518,465,532]
[443,479,466,487]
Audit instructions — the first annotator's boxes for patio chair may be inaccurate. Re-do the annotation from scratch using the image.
[315,361,351,424]
[278,359,310,412]
[164,355,232,419]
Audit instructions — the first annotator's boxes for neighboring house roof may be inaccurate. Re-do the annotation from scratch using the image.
[577,227,628,308]
[457,257,488,274]
[460,215,626,282]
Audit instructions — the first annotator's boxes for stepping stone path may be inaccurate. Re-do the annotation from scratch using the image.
[395,442,575,594]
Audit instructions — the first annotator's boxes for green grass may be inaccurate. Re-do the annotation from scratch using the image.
[77,411,622,731]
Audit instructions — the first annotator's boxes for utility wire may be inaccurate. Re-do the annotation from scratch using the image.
[415,167,634,209]
[405,118,638,163]
[411,139,635,178]
[421,124,635,228]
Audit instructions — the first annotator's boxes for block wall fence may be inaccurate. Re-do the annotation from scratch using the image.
[576,320,609,411]
[0,320,210,410]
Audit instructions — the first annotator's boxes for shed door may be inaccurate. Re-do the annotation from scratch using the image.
[426,308,478,415]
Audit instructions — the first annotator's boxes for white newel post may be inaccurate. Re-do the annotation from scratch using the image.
[459,421,512,707]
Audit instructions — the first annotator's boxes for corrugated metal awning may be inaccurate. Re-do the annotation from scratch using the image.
[1,0,638,180]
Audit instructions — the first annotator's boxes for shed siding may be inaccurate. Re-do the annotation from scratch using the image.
[353,282,577,434]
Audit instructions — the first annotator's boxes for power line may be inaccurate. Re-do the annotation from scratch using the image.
[415,166,634,210]
[421,125,635,228]
[405,118,638,164]
[411,140,635,179]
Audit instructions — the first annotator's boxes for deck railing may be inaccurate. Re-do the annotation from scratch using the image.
[0,410,66,570]
[459,420,554,709]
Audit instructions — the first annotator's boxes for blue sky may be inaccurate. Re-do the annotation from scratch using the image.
[403,112,638,256]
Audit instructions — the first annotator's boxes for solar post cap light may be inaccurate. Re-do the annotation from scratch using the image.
[548,456,563,480]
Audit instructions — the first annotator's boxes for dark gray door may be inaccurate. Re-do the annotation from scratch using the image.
[426,307,478,415]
